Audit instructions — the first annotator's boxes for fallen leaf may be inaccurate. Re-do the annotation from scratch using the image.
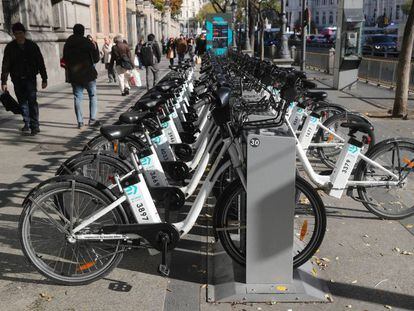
[384,305,392,310]
[330,279,335,283]
[401,251,413,255]
[405,224,413,229]
[335,256,339,261]
[311,267,317,277]
[166,289,172,292]
[322,257,331,262]
[363,234,369,238]
[201,284,207,289]
[393,247,401,253]
[346,305,352,308]
[325,294,334,302]
[351,280,358,284]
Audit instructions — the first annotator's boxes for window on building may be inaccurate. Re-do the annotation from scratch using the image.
[286,0,289,6]
[396,5,400,20]
[108,0,113,33]
[330,0,333,4]
[323,0,326,5]
[322,12,326,25]
[315,12,319,25]
[329,11,333,24]
[95,0,101,32]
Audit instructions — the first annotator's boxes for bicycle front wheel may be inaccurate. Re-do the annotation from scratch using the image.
[213,176,326,268]
[19,176,127,285]
[354,138,414,219]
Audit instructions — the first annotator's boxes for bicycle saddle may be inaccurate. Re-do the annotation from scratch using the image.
[135,98,165,111]
[156,81,181,92]
[100,124,139,141]
[119,111,153,124]
[305,91,327,101]
[303,80,317,89]
[341,122,373,134]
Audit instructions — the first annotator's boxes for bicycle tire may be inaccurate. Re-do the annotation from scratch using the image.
[213,176,326,268]
[314,112,376,169]
[354,138,414,219]
[56,151,132,187]
[19,175,127,285]
[312,102,348,123]
[84,134,144,160]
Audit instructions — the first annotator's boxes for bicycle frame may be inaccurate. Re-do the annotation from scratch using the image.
[73,127,245,240]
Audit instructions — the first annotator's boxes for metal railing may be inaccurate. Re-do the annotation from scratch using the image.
[290,48,414,90]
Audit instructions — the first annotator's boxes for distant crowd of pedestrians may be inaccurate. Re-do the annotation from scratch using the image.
[0,22,207,135]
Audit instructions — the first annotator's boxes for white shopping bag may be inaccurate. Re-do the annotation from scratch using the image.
[130,69,142,87]
[134,55,140,67]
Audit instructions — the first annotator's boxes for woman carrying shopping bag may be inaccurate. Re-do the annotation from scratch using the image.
[109,36,133,96]
[166,37,176,67]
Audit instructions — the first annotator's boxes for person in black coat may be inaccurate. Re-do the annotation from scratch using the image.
[1,22,48,136]
[63,24,100,129]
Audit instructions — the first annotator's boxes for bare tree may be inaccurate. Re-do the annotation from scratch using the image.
[393,1,414,118]
[209,0,229,13]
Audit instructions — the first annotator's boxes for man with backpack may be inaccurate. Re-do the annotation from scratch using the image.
[140,33,161,90]
[63,24,100,129]
[109,35,134,96]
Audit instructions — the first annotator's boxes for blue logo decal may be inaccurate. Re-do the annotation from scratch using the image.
[310,116,318,124]
[348,145,359,154]
[140,156,151,166]
[125,185,142,198]
[297,108,304,113]
[152,136,161,144]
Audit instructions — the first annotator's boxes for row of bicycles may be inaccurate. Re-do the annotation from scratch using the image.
[18,52,414,286]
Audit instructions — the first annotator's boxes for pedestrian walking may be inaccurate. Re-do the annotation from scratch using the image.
[1,22,48,136]
[176,34,188,64]
[166,37,176,67]
[195,33,207,57]
[63,23,100,129]
[102,37,116,82]
[187,38,195,64]
[134,38,144,70]
[109,35,134,96]
[140,33,161,90]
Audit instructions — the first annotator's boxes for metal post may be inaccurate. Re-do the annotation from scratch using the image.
[278,0,290,59]
[243,0,252,52]
[231,0,237,49]
[300,0,306,70]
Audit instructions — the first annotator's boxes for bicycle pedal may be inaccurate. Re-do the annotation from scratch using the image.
[158,264,170,277]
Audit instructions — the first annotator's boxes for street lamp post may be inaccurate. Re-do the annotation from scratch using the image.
[243,0,252,52]
[231,0,237,50]
[278,0,290,59]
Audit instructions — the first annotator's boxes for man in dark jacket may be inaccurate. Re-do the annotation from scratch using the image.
[1,22,47,136]
[143,33,161,90]
[110,35,134,96]
[63,24,100,129]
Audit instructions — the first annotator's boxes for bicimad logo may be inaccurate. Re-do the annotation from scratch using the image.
[310,116,318,124]
[152,136,161,144]
[348,145,359,154]
[125,185,142,198]
[140,156,151,166]
[161,122,168,129]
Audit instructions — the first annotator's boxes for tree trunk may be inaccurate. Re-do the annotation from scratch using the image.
[393,2,414,118]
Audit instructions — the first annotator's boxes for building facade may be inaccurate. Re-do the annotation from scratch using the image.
[178,0,206,36]
[286,0,406,31]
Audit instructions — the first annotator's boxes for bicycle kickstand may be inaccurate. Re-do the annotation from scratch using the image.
[158,232,170,277]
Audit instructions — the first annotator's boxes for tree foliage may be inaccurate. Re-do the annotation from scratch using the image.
[152,0,165,12]
[402,0,412,15]
[196,3,218,23]
[170,0,183,17]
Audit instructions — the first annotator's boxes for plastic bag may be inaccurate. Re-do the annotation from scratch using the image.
[130,69,142,87]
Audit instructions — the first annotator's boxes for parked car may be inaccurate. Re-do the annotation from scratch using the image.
[362,34,397,55]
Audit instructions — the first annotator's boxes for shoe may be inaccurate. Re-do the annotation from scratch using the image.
[108,79,113,83]
[31,128,40,136]
[124,88,130,95]
[89,119,101,127]
[21,125,30,132]
[78,122,84,129]
[121,92,127,96]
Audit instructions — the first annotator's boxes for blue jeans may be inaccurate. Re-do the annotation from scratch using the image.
[71,80,97,124]
[13,78,39,129]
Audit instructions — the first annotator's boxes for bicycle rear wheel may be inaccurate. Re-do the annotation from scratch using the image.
[56,151,132,187]
[84,134,144,160]
[354,138,414,219]
[314,112,375,169]
[19,176,127,285]
[214,176,326,268]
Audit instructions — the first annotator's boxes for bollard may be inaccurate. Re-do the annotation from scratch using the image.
[328,48,335,74]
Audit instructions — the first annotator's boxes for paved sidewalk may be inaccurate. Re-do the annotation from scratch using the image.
[0,62,173,311]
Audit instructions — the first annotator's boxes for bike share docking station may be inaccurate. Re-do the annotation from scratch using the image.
[207,110,328,303]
